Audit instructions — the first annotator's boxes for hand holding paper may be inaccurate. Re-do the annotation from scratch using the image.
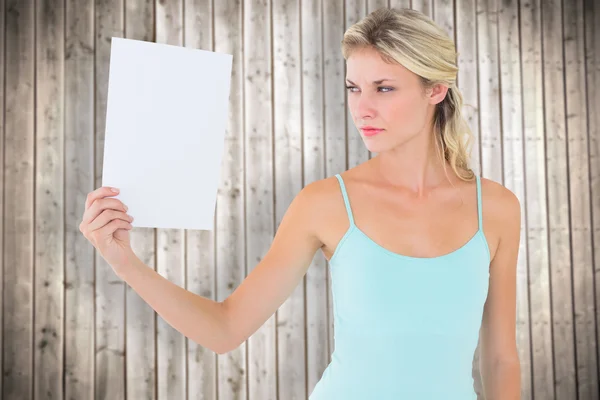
[79,186,135,271]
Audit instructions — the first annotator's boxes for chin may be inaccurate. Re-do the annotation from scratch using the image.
[363,132,415,153]
[362,138,394,153]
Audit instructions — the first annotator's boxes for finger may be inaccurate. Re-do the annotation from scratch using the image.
[98,218,133,238]
[85,186,120,210]
[82,197,128,225]
[87,209,133,234]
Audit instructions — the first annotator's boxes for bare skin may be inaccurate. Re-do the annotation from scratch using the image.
[81,44,520,397]
[316,160,500,262]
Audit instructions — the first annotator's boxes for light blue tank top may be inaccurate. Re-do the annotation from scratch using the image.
[309,173,491,400]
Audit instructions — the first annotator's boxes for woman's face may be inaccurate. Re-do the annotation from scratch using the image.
[345,47,440,153]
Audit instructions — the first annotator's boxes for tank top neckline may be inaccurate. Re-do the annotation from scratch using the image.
[330,173,490,264]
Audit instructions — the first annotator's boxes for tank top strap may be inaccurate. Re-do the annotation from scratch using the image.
[476,175,483,231]
[334,174,355,226]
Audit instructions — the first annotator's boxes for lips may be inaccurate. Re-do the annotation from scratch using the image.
[360,127,383,137]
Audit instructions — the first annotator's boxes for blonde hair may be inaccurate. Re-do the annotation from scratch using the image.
[341,7,476,182]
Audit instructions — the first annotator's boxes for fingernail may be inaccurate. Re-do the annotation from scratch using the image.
[111,188,119,193]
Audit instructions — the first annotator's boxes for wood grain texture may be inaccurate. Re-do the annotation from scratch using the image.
[564,0,598,397]
[65,0,96,398]
[368,0,388,12]
[95,1,126,399]
[1,1,599,399]
[389,0,411,10]
[4,0,35,398]
[35,0,65,399]
[542,0,577,397]
[477,0,502,182]
[520,0,554,398]
[272,1,306,399]
[0,0,4,393]
[456,0,481,175]
[585,0,600,396]
[411,0,432,18]
[433,0,454,40]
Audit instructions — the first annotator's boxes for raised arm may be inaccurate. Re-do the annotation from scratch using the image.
[83,180,325,354]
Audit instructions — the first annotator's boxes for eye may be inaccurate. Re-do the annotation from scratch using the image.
[345,85,394,93]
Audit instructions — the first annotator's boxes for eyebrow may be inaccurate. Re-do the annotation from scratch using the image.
[345,78,396,85]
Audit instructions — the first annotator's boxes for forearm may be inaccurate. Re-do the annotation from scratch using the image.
[480,359,521,400]
[116,252,231,354]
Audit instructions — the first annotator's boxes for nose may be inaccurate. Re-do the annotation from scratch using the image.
[354,91,376,120]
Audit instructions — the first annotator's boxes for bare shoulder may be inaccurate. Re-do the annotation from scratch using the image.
[295,173,356,255]
[479,177,521,259]
[297,174,348,226]
[480,177,521,218]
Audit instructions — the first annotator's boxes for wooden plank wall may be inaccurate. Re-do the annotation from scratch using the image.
[1,0,599,399]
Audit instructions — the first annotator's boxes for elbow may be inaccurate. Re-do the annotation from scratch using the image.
[187,300,236,355]
[213,344,231,355]
[212,300,236,355]
[212,331,241,355]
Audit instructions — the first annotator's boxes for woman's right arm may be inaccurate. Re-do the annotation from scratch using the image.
[92,180,325,354]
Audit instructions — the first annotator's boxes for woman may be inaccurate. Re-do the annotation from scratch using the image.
[80,7,521,399]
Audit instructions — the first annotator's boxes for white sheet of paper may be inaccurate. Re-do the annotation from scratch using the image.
[101,37,232,230]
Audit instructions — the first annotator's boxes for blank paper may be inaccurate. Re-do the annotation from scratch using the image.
[101,37,233,230]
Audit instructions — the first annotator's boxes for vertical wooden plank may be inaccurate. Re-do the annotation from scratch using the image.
[388,0,410,9]
[95,1,126,399]
[214,0,246,398]
[272,1,305,399]
[584,0,600,396]
[3,0,35,398]
[412,0,432,18]
[498,0,531,399]
[123,1,158,399]
[244,0,276,398]
[520,0,553,398]
[322,0,345,362]
[542,0,576,396]
[155,1,187,399]
[564,0,598,397]
[34,0,65,398]
[477,0,502,181]
[65,0,96,397]
[183,0,218,399]
[302,0,329,395]
[367,0,387,12]
[456,0,482,176]
[344,0,369,169]
[0,0,4,392]
[432,0,453,41]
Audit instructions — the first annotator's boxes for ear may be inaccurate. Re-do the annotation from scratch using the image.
[427,83,449,106]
